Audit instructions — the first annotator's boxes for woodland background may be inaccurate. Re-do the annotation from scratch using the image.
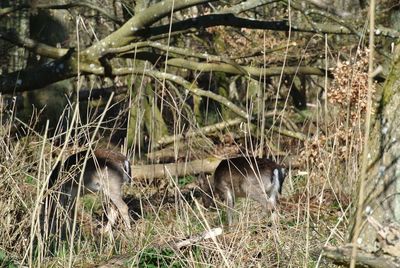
[1,0,400,267]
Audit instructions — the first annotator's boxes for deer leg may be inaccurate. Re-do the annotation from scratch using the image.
[104,205,119,234]
[198,174,216,208]
[225,189,235,226]
[247,186,276,213]
[245,187,279,225]
[218,186,235,226]
[101,171,131,230]
[109,194,131,229]
[266,193,277,211]
[58,184,79,241]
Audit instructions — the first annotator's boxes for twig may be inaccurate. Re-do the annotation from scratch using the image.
[170,227,223,250]
[0,28,68,58]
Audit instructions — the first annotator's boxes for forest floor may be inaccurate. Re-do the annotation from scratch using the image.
[0,123,352,267]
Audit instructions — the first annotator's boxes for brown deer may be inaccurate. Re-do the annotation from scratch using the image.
[199,156,286,225]
[41,149,132,242]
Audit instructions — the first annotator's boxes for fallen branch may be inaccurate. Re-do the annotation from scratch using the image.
[131,158,221,179]
[132,153,302,180]
[322,245,400,268]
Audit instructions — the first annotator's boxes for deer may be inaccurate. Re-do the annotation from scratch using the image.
[199,156,286,226]
[41,149,132,243]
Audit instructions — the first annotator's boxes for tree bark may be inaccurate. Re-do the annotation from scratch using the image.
[351,45,400,249]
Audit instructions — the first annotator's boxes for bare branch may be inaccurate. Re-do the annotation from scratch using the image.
[139,12,399,39]
[0,28,68,59]
[166,58,327,78]
[155,118,244,148]
[136,14,290,38]
[100,0,212,47]
[112,67,251,120]
[268,125,307,141]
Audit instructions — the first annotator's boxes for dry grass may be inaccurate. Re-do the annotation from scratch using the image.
[0,123,348,267]
[0,49,371,267]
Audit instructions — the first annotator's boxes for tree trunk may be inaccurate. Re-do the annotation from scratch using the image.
[354,46,400,247]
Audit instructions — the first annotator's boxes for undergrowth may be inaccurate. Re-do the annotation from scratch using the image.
[0,50,371,267]
[0,113,351,268]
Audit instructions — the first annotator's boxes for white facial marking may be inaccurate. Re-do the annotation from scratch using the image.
[273,168,279,180]
[123,159,131,183]
[124,159,129,172]
[272,169,280,194]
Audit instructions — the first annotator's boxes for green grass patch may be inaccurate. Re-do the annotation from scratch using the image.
[0,250,18,268]
[132,247,185,268]
[178,175,196,187]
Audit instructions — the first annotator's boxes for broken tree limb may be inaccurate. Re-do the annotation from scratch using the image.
[322,245,400,268]
[131,158,221,180]
[131,153,302,181]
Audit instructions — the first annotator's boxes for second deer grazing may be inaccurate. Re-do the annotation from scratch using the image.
[200,156,286,225]
[42,149,132,243]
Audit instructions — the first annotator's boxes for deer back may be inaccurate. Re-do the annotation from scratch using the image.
[49,149,131,194]
[214,156,285,198]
